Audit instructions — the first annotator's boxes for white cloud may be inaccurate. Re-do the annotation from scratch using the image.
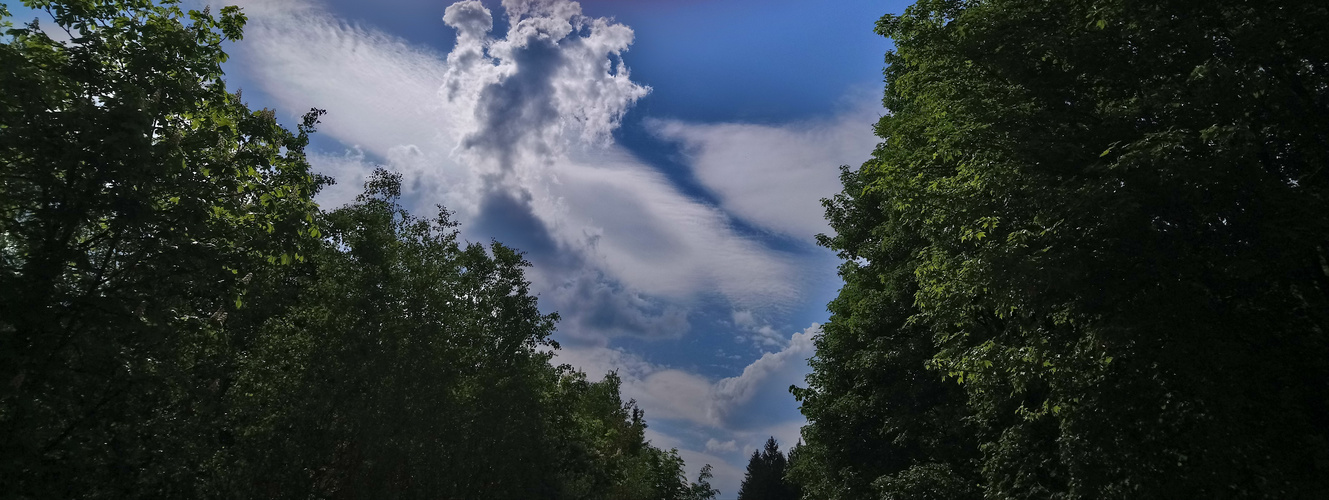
[677,446,746,498]
[652,101,883,240]
[226,0,800,331]
[553,324,820,498]
[443,0,649,180]
[219,2,846,492]
[731,308,797,348]
[225,0,475,218]
[732,309,756,328]
[543,155,796,303]
[709,324,819,426]
[307,149,370,209]
[643,427,745,499]
[553,324,820,431]
[751,325,784,348]
[705,438,739,454]
[232,0,459,155]
[544,268,690,346]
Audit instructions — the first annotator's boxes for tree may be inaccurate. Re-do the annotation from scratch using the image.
[546,366,720,500]
[782,442,804,500]
[737,437,797,500]
[227,167,565,498]
[1,2,722,498]
[797,0,1329,498]
[229,168,715,500]
[685,464,721,500]
[1,1,324,496]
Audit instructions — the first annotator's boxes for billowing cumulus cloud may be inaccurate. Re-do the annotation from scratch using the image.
[434,1,795,309]
[709,324,819,427]
[442,0,648,178]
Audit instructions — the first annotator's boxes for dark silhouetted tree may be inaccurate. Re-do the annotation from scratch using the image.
[685,464,721,500]
[737,437,797,500]
[0,1,325,495]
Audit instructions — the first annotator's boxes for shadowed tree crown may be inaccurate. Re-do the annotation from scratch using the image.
[792,0,1329,498]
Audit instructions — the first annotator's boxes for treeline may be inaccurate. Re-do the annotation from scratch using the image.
[793,0,1329,499]
[0,2,718,499]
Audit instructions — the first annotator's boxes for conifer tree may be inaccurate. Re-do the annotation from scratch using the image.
[737,438,797,500]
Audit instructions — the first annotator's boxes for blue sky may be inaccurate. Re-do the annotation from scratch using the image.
[9,0,902,496]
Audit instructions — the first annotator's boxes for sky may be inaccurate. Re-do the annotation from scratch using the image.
[10,0,902,496]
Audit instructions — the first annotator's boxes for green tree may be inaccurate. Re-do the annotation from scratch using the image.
[229,169,713,500]
[547,369,659,500]
[229,168,562,498]
[790,163,980,500]
[782,442,804,500]
[0,0,324,496]
[0,2,722,498]
[546,365,720,500]
[797,0,1329,498]
[685,464,721,500]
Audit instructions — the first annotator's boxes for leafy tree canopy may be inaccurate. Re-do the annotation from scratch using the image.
[795,0,1329,498]
[1,0,324,494]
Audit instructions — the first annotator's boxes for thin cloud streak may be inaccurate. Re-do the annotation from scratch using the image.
[652,101,883,240]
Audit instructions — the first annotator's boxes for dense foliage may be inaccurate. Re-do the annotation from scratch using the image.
[0,2,715,498]
[1,0,324,494]
[794,0,1329,498]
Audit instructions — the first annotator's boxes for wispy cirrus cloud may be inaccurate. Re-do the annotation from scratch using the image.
[651,100,883,240]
